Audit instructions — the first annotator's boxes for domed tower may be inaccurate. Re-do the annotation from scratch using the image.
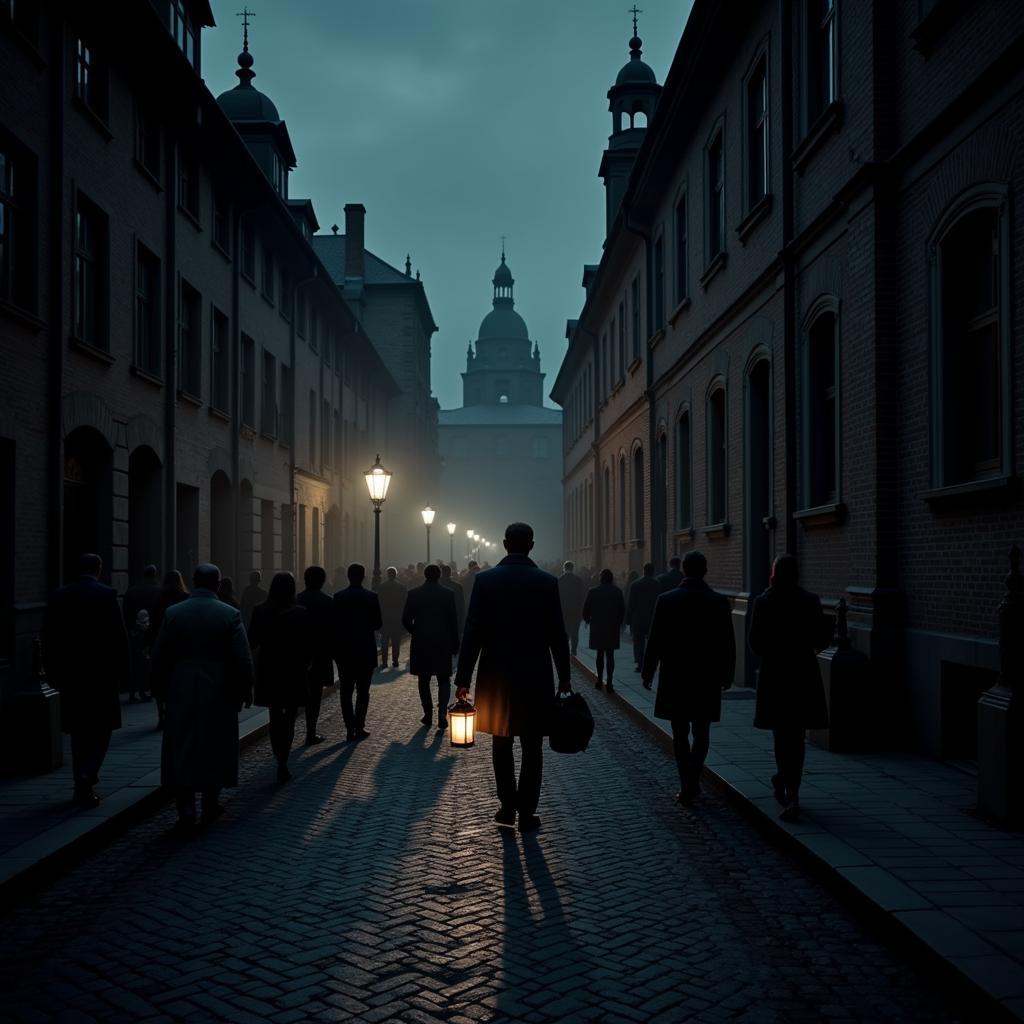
[216,19,296,196]
[599,11,662,235]
[462,249,544,407]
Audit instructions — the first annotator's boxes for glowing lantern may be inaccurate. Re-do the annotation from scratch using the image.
[449,697,477,747]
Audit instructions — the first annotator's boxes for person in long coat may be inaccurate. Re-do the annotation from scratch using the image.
[582,569,625,692]
[151,564,253,829]
[332,563,383,742]
[748,553,831,822]
[150,570,189,727]
[657,555,684,593]
[239,570,267,632]
[557,561,586,657]
[249,572,311,783]
[296,565,334,744]
[625,561,662,671]
[454,523,571,833]
[642,551,735,806]
[123,563,161,703]
[377,566,407,669]
[403,564,460,729]
[42,553,130,808]
[440,563,466,636]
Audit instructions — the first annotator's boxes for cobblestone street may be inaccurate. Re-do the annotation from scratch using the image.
[0,666,973,1023]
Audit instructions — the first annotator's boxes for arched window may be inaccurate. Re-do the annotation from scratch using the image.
[633,447,644,543]
[618,456,626,543]
[806,310,838,506]
[633,110,648,129]
[676,411,691,529]
[707,387,727,524]
[603,466,611,545]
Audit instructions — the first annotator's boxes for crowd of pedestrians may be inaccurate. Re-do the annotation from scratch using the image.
[43,523,831,831]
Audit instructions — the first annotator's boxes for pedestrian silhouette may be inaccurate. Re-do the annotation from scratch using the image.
[42,553,130,808]
[123,563,161,703]
[557,560,585,657]
[296,565,334,744]
[748,553,831,822]
[582,569,625,692]
[332,563,383,742]
[239,569,267,631]
[249,572,311,784]
[150,563,253,831]
[454,522,571,833]
[657,555,684,593]
[625,561,661,671]
[402,564,460,730]
[217,576,239,609]
[642,551,735,807]
[440,562,466,636]
[377,566,407,670]
[150,570,189,728]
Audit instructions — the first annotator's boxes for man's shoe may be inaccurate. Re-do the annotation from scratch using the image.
[346,729,356,742]
[493,806,516,828]
[770,773,788,806]
[676,788,695,808]
[305,733,325,745]
[391,661,400,668]
[594,680,603,690]
[420,713,432,727]
[354,729,370,741]
[437,717,447,731]
[518,814,542,834]
[606,682,616,694]
[779,800,800,823]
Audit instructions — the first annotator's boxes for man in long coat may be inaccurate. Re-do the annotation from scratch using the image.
[557,561,585,657]
[42,553,130,808]
[377,566,407,669]
[455,522,571,833]
[123,563,161,703]
[332,563,382,741]
[440,563,466,636]
[625,561,661,671]
[296,565,334,744]
[402,564,460,729]
[151,563,253,829]
[240,570,267,632]
[642,551,735,806]
[657,555,684,593]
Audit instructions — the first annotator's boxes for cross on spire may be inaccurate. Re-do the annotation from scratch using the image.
[237,6,255,50]
[500,235,507,261]
[629,5,642,36]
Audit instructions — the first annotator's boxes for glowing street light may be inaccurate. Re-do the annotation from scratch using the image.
[446,521,457,564]
[363,454,392,589]
[465,527,474,559]
[421,506,436,563]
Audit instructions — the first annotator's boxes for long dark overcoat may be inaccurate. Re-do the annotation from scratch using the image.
[582,582,625,650]
[441,577,466,635]
[453,554,571,737]
[641,578,736,722]
[377,577,408,632]
[748,584,831,730]
[151,589,253,790]
[42,576,129,733]
[657,567,684,593]
[248,603,311,707]
[558,571,585,628]
[296,587,335,687]
[332,585,383,673]
[626,574,662,634]
[402,581,460,678]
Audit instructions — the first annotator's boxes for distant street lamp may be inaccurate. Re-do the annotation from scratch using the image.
[446,521,457,565]
[421,506,436,563]
[466,528,474,559]
[364,454,392,590]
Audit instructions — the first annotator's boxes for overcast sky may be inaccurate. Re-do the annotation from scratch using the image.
[203,1,694,410]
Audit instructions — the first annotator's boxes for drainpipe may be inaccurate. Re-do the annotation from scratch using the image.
[572,324,602,571]
[780,0,797,557]
[164,136,178,576]
[291,266,319,570]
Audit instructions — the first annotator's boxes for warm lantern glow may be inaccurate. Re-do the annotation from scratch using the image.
[466,528,474,539]
[473,533,480,542]
[446,521,457,536]
[421,506,436,526]
[364,454,392,506]
[449,697,476,747]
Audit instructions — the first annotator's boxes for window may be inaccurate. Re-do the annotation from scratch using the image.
[213,192,229,253]
[281,365,293,445]
[241,334,255,427]
[603,466,611,544]
[322,398,330,469]
[73,193,107,349]
[270,151,287,197]
[279,268,292,321]
[1,0,39,41]
[633,447,644,542]
[706,130,725,263]
[935,200,1007,487]
[616,309,624,380]
[261,244,274,303]
[308,390,317,468]
[532,436,549,460]
[674,195,688,303]
[261,351,277,436]
[296,289,307,338]
[135,102,160,180]
[618,456,626,543]
[178,279,201,397]
[746,55,768,208]
[211,308,229,413]
[676,411,691,529]
[707,387,727,524]
[806,0,837,126]
[134,245,161,375]
[74,37,107,120]
[310,310,319,353]
[171,0,198,70]
[178,145,199,220]
[281,503,294,572]
[653,238,665,331]
[805,312,838,505]
[0,141,35,311]
[601,333,608,396]
[631,277,641,353]
[241,223,255,281]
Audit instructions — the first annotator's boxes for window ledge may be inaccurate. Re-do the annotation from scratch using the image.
[177,205,202,232]
[133,159,162,193]
[674,527,697,540]
[612,378,625,395]
[209,406,230,423]
[647,327,666,351]
[736,193,773,245]
[794,502,846,528]
[241,271,257,288]
[261,290,275,308]
[130,365,163,388]
[259,430,277,442]
[240,424,257,440]
[699,251,728,290]
[212,240,231,262]
[0,299,44,332]
[703,521,731,539]
[627,355,643,375]
[793,100,843,175]
[72,96,113,141]
[923,475,1016,505]
[69,336,113,364]
[668,297,691,326]
[178,389,203,408]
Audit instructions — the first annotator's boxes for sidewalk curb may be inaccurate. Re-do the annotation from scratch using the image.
[0,715,270,910]
[573,654,1018,1024]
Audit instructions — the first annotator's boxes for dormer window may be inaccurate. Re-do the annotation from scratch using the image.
[171,0,199,71]
[271,152,287,197]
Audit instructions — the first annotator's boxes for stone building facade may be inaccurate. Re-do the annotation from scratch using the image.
[552,1,1024,758]
[0,2,406,727]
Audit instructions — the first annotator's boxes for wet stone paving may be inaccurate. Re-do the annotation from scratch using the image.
[0,664,974,1023]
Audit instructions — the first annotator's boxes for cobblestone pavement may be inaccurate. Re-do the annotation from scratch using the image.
[0,666,974,1023]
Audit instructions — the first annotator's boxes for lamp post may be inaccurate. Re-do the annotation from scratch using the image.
[473,533,480,561]
[363,454,392,590]
[466,528,474,559]
[421,506,436,563]
[446,521,457,565]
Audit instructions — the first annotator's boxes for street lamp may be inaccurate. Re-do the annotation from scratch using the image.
[421,506,436,563]
[466,528,474,558]
[364,454,392,590]
[446,521,457,565]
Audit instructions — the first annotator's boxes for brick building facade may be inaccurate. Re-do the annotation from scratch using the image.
[552,0,1024,757]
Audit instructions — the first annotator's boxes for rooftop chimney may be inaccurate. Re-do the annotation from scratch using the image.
[344,203,365,282]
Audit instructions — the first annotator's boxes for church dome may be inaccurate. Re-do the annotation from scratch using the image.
[616,36,657,85]
[478,306,529,340]
[216,47,281,123]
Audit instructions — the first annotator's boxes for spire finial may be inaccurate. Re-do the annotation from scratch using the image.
[500,235,506,262]
[234,7,256,85]
[630,5,642,37]
[405,254,412,277]
[237,6,255,51]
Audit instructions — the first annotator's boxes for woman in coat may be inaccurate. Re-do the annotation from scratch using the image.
[248,572,311,783]
[582,569,625,692]
[748,554,831,822]
[150,571,189,728]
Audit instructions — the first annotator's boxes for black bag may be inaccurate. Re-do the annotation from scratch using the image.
[548,690,594,753]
